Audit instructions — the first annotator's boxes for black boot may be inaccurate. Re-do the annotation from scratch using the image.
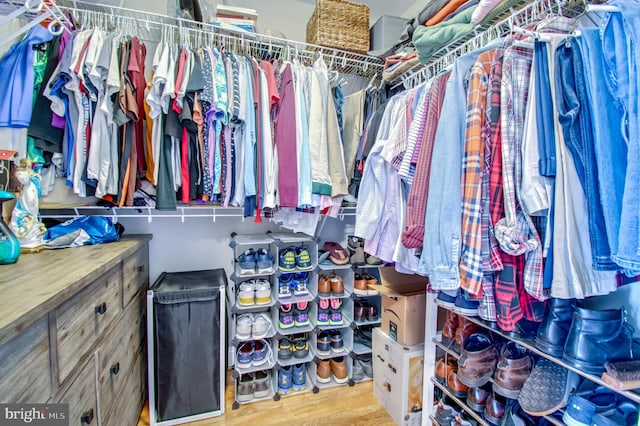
[535,298,575,357]
[562,306,636,375]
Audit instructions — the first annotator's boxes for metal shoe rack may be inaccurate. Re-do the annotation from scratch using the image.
[427,298,640,426]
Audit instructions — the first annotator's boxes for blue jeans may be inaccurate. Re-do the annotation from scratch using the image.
[577,28,630,272]
[534,40,556,177]
[598,5,640,273]
[554,42,617,271]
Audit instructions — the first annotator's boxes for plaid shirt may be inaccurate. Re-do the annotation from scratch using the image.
[494,44,547,301]
[460,51,496,296]
[486,46,544,330]
[402,71,451,249]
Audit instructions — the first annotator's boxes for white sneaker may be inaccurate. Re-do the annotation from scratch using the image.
[252,313,273,338]
[254,279,271,305]
[236,313,253,339]
[238,281,256,306]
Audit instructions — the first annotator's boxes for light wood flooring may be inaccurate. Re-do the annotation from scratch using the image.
[137,370,396,426]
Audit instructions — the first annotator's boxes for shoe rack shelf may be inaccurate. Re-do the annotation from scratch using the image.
[433,337,565,426]
[434,300,640,405]
[431,378,491,426]
[352,341,372,356]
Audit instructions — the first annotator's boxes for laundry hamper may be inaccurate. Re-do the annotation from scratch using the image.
[306,0,370,54]
[147,269,227,425]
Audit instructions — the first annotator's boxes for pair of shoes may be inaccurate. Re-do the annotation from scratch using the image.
[278,272,309,299]
[316,329,344,356]
[354,328,372,348]
[237,312,273,340]
[537,301,637,375]
[237,279,271,306]
[316,357,348,384]
[278,363,307,395]
[352,356,373,381]
[354,299,378,323]
[562,386,637,426]
[322,242,350,265]
[239,248,274,275]
[279,246,314,272]
[278,333,310,360]
[237,340,270,368]
[317,273,345,297]
[280,302,310,329]
[467,385,491,414]
[317,298,343,326]
[441,310,479,349]
[435,396,460,426]
[450,289,480,317]
[354,273,379,295]
[237,370,271,402]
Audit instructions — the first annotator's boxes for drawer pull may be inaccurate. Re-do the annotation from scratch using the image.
[94,303,107,315]
[81,409,94,424]
[136,265,145,272]
[110,362,120,375]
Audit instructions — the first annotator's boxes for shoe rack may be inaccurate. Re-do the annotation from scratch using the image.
[270,232,319,401]
[228,233,279,408]
[312,260,357,391]
[424,297,640,426]
[350,264,381,384]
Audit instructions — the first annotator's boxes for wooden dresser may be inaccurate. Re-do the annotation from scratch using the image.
[0,235,151,426]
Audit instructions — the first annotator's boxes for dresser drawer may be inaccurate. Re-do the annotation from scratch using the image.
[101,352,145,426]
[97,293,145,418]
[56,268,122,385]
[122,248,149,309]
[56,356,97,426]
[0,317,52,403]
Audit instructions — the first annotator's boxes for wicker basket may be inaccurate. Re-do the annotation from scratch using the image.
[306,0,370,54]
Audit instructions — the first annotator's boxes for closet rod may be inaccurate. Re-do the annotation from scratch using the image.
[51,0,383,78]
[38,206,358,223]
[392,0,587,90]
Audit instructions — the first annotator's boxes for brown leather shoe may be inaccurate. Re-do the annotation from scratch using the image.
[435,357,457,384]
[492,342,532,399]
[316,359,331,383]
[442,310,459,346]
[318,274,331,297]
[446,370,469,398]
[330,357,348,384]
[330,274,345,296]
[484,394,506,425]
[354,274,368,296]
[467,385,491,413]
[458,333,498,387]
[455,317,479,348]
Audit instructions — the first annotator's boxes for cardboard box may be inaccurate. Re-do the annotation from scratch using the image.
[373,328,424,426]
[377,266,427,346]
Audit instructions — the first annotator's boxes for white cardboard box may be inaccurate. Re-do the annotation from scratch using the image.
[372,328,424,426]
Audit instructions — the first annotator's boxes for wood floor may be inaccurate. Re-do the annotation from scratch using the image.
[137,370,396,426]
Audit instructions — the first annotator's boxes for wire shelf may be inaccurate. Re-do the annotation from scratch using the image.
[45,0,384,79]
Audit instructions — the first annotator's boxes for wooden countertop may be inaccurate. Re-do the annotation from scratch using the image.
[0,234,152,344]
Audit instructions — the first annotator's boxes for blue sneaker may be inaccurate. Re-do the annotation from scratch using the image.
[292,272,309,296]
[256,248,274,274]
[292,363,306,391]
[316,331,331,356]
[278,365,293,395]
[453,290,479,317]
[295,246,314,271]
[239,249,257,275]
[279,247,297,272]
[279,274,293,299]
[437,289,457,309]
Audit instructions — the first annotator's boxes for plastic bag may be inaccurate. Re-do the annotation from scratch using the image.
[44,216,121,248]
